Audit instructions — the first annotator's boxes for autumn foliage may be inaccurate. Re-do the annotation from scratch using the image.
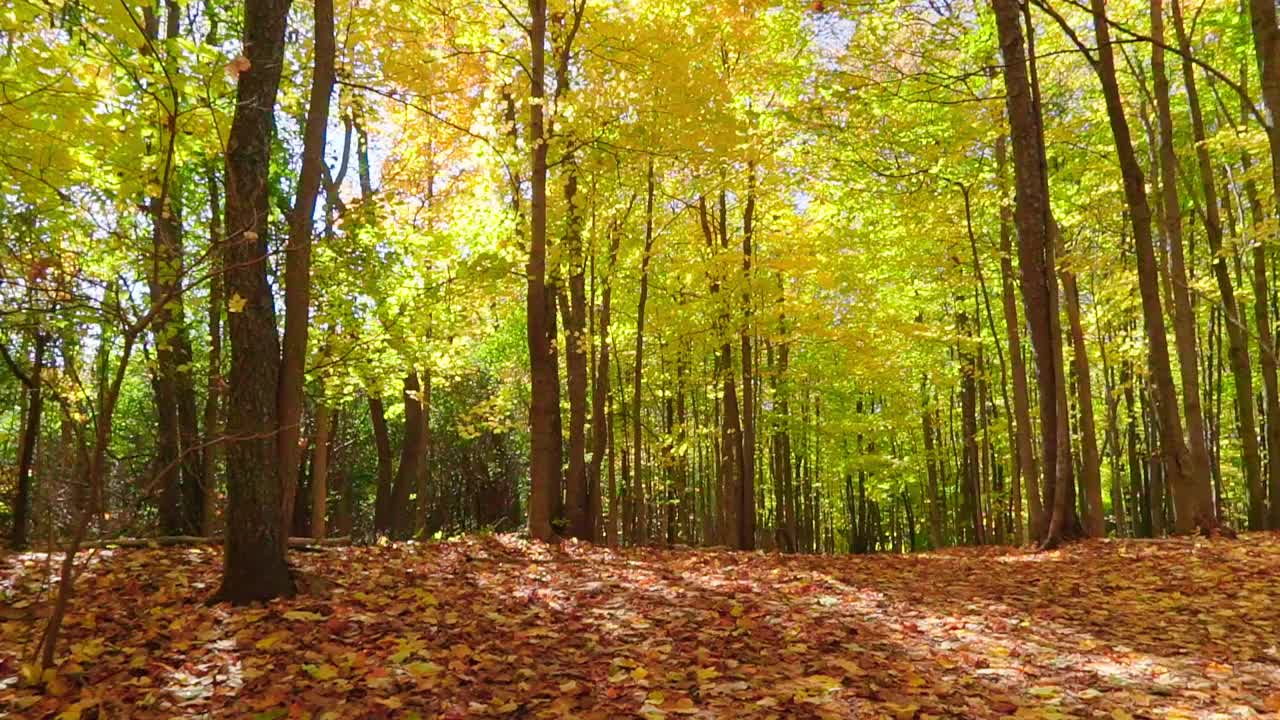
[4,535,1280,718]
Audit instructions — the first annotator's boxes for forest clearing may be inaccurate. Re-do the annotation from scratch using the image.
[4,534,1280,718]
[8,0,1280,714]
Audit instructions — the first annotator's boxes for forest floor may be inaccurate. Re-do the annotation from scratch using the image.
[2,534,1280,719]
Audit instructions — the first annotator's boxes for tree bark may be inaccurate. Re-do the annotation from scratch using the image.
[369,395,394,534]
[526,0,560,543]
[278,0,335,543]
[992,0,1069,547]
[632,161,657,545]
[212,0,295,603]
[996,135,1037,544]
[1149,0,1216,514]
[1080,0,1213,534]
[391,372,426,538]
[1170,0,1263,529]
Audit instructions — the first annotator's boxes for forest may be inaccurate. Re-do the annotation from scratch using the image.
[4,0,1280,716]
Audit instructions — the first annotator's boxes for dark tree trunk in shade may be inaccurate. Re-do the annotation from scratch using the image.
[211,0,295,604]
[369,396,394,534]
[391,372,426,538]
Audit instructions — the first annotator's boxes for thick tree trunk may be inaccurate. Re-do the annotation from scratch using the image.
[992,0,1068,547]
[212,0,294,604]
[278,0,334,542]
[526,0,560,542]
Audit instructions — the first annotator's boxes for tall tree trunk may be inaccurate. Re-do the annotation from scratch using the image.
[212,0,295,603]
[1078,0,1213,533]
[278,0,334,543]
[992,0,1069,547]
[921,395,944,548]
[416,366,433,536]
[590,215,624,544]
[1169,0,1264,528]
[1061,270,1104,536]
[369,395,394,534]
[526,0,560,542]
[996,136,1037,543]
[202,168,224,536]
[631,161,657,545]
[739,165,757,550]
[1149,0,1217,514]
[8,334,45,549]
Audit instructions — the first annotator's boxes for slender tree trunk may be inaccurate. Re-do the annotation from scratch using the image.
[212,0,295,603]
[1061,270,1104,536]
[1080,0,1213,534]
[202,169,224,536]
[416,366,432,536]
[996,137,1036,544]
[1169,0,1263,528]
[369,395,394,534]
[278,0,335,542]
[9,335,45,549]
[310,403,331,538]
[739,165,758,549]
[1148,0,1216,514]
[590,216,624,544]
[632,161,657,544]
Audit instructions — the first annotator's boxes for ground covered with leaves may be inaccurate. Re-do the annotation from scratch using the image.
[3,534,1280,719]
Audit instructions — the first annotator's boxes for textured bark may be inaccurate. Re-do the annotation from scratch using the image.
[212,0,294,603]
[992,0,1068,547]
[959,311,985,545]
[525,0,559,543]
[1083,0,1212,534]
[1170,0,1263,529]
[278,0,335,542]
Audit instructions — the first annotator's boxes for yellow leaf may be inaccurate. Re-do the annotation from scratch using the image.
[630,667,649,681]
[256,631,289,650]
[283,610,326,621]
[228,292,247,313]
[303,663,338,680]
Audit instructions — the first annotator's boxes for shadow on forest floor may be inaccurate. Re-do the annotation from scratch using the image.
[2,533,1280,718]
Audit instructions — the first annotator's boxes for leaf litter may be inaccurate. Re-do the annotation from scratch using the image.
[3,534,1280,718]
